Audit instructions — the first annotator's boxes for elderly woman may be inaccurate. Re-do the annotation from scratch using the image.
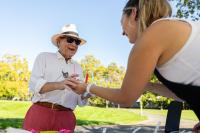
[23,24,87,132]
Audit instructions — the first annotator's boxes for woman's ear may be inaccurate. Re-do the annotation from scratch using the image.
[131,7,138,21]
[128,7,138,26]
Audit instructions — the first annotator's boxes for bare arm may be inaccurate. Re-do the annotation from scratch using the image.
[89,24,167,106]
[67,21,175,107]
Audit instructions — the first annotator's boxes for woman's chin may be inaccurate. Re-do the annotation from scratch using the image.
[129,40,135,44]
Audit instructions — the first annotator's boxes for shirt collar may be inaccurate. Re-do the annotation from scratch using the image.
[56,51,73,64]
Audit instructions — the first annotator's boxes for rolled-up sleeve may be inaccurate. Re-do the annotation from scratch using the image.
[29,53,47,94]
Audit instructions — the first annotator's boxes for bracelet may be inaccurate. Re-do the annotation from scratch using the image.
[86,83,94,94]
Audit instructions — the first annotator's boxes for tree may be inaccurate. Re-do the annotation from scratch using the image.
[80,54,101,75]
[80,55,125,107]
[0,54,30,100]
[171,0,200,20]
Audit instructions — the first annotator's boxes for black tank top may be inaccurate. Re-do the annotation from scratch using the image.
[154,69,200,120]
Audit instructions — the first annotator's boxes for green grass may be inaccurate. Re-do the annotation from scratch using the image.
[0,100,31,129]
[74,106,146,125]
[0,100,31,118]
[0,100,147,129]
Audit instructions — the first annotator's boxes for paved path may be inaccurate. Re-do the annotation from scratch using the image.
[136,112,197,128]
[74,112,197,133]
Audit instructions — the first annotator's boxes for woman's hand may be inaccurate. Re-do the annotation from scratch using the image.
[194,122,200,133]
[64,78,87,94]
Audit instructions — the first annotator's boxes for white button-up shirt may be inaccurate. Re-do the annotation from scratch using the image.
[29,52,87,110]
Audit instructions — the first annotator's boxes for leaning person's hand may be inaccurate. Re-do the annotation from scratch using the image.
[193,122,200,133]
[65,78,87,94]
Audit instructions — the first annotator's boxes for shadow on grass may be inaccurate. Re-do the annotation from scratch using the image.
[0,118,23,129]
[0,118,114,129]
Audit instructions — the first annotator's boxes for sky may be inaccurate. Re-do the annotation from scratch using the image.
[0,0,176,70]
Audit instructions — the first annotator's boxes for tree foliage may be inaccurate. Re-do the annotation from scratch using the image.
[80,54,125,107]
[0,54,30,100]
[171,0,200,20]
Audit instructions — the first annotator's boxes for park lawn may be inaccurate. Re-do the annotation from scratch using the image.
[74,106,147,125]
[132,109,199,121]
[0,100,31,129]
[0,100,147,129]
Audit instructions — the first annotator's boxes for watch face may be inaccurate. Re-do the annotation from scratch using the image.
[62,71,69,79]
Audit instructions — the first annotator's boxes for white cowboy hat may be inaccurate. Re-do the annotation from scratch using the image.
[51,24,86,46]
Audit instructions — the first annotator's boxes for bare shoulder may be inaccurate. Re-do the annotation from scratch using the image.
[146,19,190,42]
[138,19,191,66]
[137,19,190,52]
[142,20,176,45]
[133,20,171,54]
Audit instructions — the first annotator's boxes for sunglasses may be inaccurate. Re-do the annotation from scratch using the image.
[66,37,81,46]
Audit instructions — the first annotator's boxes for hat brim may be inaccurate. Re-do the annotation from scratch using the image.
[51,34,86,47]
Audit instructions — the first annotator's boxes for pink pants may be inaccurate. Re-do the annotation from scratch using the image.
[23,104,76,132]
